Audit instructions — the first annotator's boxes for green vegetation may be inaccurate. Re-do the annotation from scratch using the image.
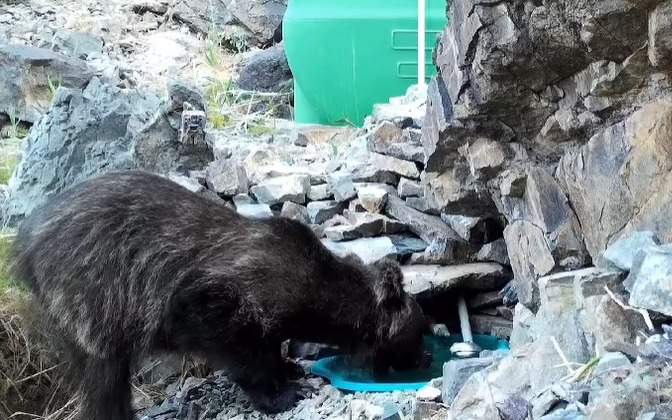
[47,74,62,100]
[205,78,234,129]
[0,234,13,292]
[247,122,274,137]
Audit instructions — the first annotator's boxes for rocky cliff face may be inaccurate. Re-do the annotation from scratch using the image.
[424,0,672,310]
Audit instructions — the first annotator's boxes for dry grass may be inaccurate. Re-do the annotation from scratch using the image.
[0,234,76,420]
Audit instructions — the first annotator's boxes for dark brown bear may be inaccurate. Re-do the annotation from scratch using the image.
[12,170,430,420]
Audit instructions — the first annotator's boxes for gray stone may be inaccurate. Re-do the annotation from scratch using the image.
[236,203,273,219]
[367,121,425,163]
[168,172,205,193]
[307,200,345,224]
[385,194,471,263]
[498,396,532,420]
[397,178,423,198]
[322,237,397,265]
[236,43,292,93]
[388,235,427,257]
[308,184,332,201]
[470,315,513,338]
[468,291,503,310]
[626,245,672,316]
[649,1,672,70]
[324,212,407,242]
[594,352,632,377]
[539,405,585,420]
[232,194,254,206]
[557,102,672,261]
[477,238,510,266]
[205,159,249,196]
[250,174,311,205]
[369,152,420,179]
[328,174,356,203]
[440,214,482,243]
[442,358,496,405]
[280,202,309,224]
[223,0,287,46]
[638,404,672,420]
[402,263,510,297]
[48,30,104,59]
[4,78,159,222]
[357,184,389,213]
[601,231,660,271]
[0,43,95,124]
[587,376,658,420]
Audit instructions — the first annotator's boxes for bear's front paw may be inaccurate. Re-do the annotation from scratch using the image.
[249,385,300,414]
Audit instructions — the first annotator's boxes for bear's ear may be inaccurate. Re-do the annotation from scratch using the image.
[373,258,404,308]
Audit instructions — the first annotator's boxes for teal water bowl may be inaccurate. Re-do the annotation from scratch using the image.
[311,334,509,393]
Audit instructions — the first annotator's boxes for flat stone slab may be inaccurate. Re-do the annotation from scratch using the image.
[402,263,510,296]
[322,237,397,265]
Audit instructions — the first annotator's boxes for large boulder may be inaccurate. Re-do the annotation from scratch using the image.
[557,101,672,260]
[223,0,287,46]
[236,43,292,93]
[0,43,95,124]
[4,78,160,222]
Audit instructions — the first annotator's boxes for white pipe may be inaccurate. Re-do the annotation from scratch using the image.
[417,0,426,87]
[457,295,474,343]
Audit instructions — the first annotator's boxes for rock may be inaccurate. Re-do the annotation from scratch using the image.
[223,0,287,46]
[287,341,339,360]
[133,80,212,174]
[600,231,660,271]
[4,79,159,222]
[0,43,95,123]
[649,1,672,70]
[397,178,423,198]
[639,335,672,365]
[440,214,483,244]
[48,30,104,59]
[232,194,254,206]
[477,238,510,266]
[638,404,672,420]
[324,212,406,241]
[308,184,332,201]
[402,263,510,297]
[291,125,357,147]
[416,384,442,402]
[442,357,496,405]
[468,291,503,310]
[250,174,311,205]
[593,352,632,377]
[503,221,556,310]
[539,405,585,420]
[498,396,532,420]
[328,175,357,202]
[385,194,471,263]
[322,237,397,265]
[357,185,389,213]
[307,200,345,224]
[236,43,292,93]
[145,0,232,35]
[168,172,205,193]
[626,244,672,316]
[235,203,273,218]
[205,159,249,196]
[557,102,672,261]
[470,315,513,338]
[388,234,427,257]
[369,153,420,179]
[280,202,309,224]
[367,121,425,163]
[587,376,658,420]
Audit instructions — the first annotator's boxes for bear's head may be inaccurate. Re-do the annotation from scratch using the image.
[369,258,432,374]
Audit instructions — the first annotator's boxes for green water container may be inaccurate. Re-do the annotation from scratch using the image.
[283,0,448,127]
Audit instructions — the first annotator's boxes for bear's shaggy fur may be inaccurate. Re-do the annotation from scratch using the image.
[12,170,429,419]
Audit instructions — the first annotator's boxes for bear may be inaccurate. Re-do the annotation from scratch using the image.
[12,170,430,420]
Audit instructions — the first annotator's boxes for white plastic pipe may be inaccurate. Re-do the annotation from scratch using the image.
[417,0,426,87]
[457,295,474,343]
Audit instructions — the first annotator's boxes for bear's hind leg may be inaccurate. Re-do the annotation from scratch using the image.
[78,356,132,420]
[227,341,299,414]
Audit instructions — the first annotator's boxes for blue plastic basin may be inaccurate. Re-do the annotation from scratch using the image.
[311,334,509,392]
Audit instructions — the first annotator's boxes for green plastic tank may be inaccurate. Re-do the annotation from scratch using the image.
[283,0,448,127]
